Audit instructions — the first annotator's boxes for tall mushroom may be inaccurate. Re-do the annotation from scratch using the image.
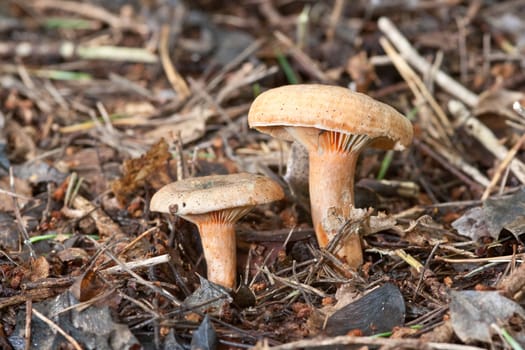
[248,84,413,268]
[150,173,284,289]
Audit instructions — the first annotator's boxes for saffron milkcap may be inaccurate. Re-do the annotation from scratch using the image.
[248,84,413,269]
[150,173,284,289]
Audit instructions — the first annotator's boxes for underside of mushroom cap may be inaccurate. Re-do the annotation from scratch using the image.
[248,84,413,150]
[150,173,284,215]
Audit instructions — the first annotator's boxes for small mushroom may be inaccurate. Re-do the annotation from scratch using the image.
[248,84,413,268]
[150,173,284,289]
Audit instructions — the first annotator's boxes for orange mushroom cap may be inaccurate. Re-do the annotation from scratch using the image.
[248,84,413,150]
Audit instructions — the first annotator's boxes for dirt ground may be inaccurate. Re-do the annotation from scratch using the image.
[1,1,525,349]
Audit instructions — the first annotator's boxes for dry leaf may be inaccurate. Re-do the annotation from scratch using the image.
[452,188,525,241]
[70,269,107,302]
[450,290,525,344]
[111,139,171,206]
[29,256,50,282]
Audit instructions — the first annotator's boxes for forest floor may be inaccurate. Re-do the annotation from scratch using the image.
[1,1,525,349]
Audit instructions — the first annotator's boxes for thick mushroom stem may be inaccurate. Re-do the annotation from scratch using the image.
[196,221,237,289]
[288,127,369,268]
[309,150,363,267]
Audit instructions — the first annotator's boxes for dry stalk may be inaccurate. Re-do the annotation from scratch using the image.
[378,17,478,107]
[273,30,332,83]
[31,0,148,35]
[265,334,487,350]
[424,137,490,187]
[31,308,83,350]
[379,36,453,146]
[482,132,525,199]
[449,100,525,185]
[159,25,191,100]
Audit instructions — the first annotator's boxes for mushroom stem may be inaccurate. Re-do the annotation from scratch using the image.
[196,221,237,289]
[309,150,363,268]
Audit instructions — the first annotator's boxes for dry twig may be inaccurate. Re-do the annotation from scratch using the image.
[378,17,478,107]
[31,0,148,35]
[449,100,525,185]
[264,334,487,350]
[159,25,191,100]
[31,308,83,350]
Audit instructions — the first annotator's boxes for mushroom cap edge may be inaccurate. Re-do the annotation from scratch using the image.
[248,84,413,150]
[150,173,284,216]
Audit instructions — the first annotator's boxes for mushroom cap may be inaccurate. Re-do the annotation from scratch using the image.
[248,84,413,150]
[150,173,284,216]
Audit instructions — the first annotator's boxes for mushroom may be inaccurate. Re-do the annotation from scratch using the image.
[150,173,284,289]
[248,84,413,268]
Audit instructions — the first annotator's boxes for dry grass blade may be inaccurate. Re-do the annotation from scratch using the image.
[378,17,478,107]
[379,36,453,146]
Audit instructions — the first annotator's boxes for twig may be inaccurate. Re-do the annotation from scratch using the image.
[273,30,332,83]
[76,45,157,62]
[31,0,148,35]
[109,73,155,100]
[499,256,525,300]
[117,226,159,257]
[296,4,310,49]
[31,308,83,350]
[414,242,440,300]
[482,132,525,199]
[491,323,524,350]
[265,334,487,350]
[0,42,157,62]
[377,17,478,107]
[436,254,524,264]
[25,300,31,350]
[207,38,266,91]
[101,254,171,274]
[117,291,161,320]
[92,238,182,307]
[0,187,31,200]
[67,194,125,240]
[159,25,190,100]
[379,36,453,144]
[413,139,488,193]
[449,99,525,184]
[96,101,116,134]
[188,78,233,126]
[395,249,424,273]
[1,75,52,113]
[422,138,490,187]
[10,167,35,258]
[325,0,344,42]
[249,251,276,288]
[216,64,279,104]
[260,266,328,298]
